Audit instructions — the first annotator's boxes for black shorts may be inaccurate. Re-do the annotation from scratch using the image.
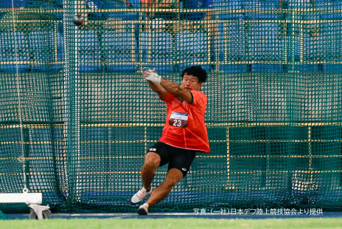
[146,142,196,177]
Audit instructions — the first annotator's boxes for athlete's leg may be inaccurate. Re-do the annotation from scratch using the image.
[131,152,160,204]
[145,168,183,207]
[137,147,196,214]
[144,147,196,207]
[132,143,170,205]
[141,152,160,190]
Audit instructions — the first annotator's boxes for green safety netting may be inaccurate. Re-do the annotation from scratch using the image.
[0,0,342,213]
[0,210,7,220]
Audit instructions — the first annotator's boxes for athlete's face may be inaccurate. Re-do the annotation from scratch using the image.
[181,74,202,91]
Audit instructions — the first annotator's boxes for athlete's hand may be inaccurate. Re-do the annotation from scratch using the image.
[143,68,161,84]
[143,68,155,79]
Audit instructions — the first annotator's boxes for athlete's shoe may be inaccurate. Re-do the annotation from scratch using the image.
[130,187,153,204]
[137,203,149,215]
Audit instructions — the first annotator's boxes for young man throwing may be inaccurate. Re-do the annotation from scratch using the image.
[130,66,210,215]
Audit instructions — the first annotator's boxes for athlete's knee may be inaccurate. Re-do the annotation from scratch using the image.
[143,152,160,170]
[163,169,183,188]
[163,180,178,189]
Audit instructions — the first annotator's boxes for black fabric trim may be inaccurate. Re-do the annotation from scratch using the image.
[189,91,194,104]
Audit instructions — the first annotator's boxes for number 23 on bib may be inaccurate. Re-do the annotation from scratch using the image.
[169,112,188,128]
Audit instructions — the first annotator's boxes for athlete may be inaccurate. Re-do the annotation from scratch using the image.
[130,66,210,215]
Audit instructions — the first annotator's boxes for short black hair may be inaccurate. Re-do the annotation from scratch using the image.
[181,66,207,83]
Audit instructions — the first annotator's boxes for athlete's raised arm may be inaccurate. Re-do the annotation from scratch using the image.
[159,78,193,104]
[143,69,168,101]
[144,69,202,104]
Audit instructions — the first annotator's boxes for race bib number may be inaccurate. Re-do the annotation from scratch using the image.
[169,112,188,128]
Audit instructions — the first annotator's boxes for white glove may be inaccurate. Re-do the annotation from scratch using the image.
[144,70,161,84]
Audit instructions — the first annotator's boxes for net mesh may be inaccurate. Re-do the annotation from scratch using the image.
[1,0,342,213]
[0,210,7,220]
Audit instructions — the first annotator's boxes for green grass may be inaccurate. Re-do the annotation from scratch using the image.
[1,218,342,229]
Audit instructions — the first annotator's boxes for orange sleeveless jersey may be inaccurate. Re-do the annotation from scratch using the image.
[159,90,210,153]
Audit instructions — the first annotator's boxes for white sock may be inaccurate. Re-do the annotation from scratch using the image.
[143,187,151,193]
[143,203,149,208]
